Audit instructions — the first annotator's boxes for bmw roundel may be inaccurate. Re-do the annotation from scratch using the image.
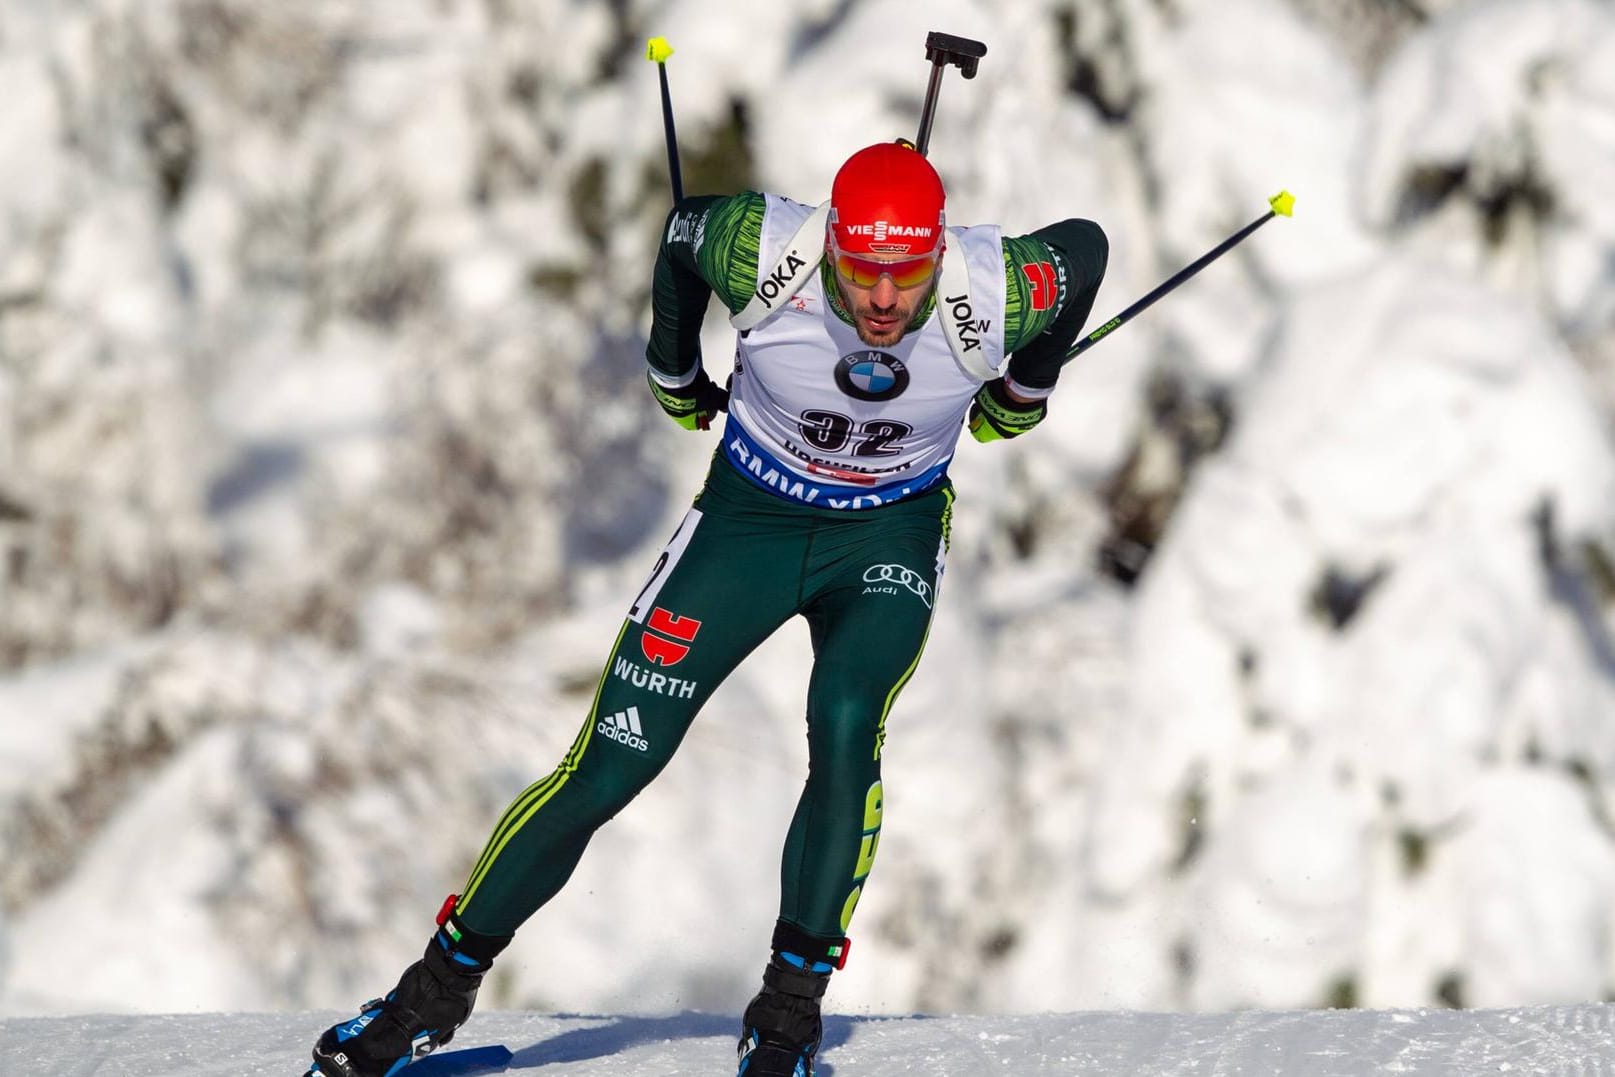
[835,351,910,402]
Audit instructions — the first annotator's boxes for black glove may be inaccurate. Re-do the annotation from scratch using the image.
[967,378,1048,442]
[648,369,730,431]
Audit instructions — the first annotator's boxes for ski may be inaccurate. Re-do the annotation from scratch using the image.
[304,1044,513,1077]
[409,1045,513,1075]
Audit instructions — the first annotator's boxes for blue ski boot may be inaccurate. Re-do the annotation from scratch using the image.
[736,924,848,1077]
[306,896,511,1077]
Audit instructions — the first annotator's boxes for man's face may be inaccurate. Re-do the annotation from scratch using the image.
[829,248,942,347]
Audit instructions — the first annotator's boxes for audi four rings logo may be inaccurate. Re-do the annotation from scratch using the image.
[863,564,933,608]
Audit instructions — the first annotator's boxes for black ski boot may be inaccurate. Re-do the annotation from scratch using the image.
[307,896,512,1077]
[736,923,849,1077]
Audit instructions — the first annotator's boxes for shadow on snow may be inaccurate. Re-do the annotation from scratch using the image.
[504,1011,927,1075]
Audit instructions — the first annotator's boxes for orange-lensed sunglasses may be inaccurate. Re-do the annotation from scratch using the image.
[830,246,940,289]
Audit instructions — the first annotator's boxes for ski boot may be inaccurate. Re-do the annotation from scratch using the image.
[306,896,511,1077]
[736,923,849,1077]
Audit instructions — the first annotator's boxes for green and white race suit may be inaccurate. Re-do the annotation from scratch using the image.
[649,191,1109,507]
[447,188,1108,946]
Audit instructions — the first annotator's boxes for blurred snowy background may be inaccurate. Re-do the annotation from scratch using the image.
[2,0,1615,1022]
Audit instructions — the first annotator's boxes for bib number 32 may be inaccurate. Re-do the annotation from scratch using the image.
[799,411,912,457]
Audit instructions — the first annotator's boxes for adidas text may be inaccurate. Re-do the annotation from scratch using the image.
[598,706,650,752]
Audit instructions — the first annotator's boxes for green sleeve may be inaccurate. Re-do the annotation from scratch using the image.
[646,192,766,384]
[1000,219,1109,393]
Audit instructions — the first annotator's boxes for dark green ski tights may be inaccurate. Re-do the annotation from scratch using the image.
[452,455,952,942]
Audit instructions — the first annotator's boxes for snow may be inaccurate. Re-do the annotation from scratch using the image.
[6,1005,1615,1076]
[3,0,1615,1048]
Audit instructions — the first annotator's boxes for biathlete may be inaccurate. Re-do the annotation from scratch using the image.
[306,140,1108,1077]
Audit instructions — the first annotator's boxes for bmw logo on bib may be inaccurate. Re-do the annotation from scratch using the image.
[835,351,910,402]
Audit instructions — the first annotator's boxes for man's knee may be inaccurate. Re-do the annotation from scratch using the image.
[805,690,886,762]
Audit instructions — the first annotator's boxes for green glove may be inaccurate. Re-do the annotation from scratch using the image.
[968,378,1047,442]
[648,369,729,431]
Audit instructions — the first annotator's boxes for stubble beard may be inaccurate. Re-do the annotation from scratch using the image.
[849,293,921,347]
[854,316,906,347]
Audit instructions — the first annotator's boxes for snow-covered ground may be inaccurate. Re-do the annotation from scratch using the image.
[3,0,1615,1031]
[6,1005,1615,1077]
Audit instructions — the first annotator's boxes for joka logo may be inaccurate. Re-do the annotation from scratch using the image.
[640,606,702,666]
[754,251,806,310]
[834,351,910,402]
[598,706,649,752]
[1023,261,1058,311]
[862,563,933,608]
[944,294,991,353]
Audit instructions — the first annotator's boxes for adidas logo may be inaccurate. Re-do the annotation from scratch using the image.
[597,706,649,752]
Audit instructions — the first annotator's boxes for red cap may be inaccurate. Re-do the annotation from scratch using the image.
[828,142,946,257]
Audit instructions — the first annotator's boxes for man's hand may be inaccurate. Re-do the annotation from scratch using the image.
[968,378,1047,442]
[648,369,730,431]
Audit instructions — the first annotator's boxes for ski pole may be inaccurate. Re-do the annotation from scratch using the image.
[1064,190,1296,364]
[911,31,987,157]
[645,36,684,201]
